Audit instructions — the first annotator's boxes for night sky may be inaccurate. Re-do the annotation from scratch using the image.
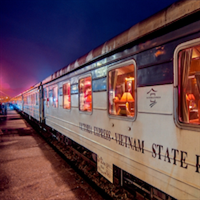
[0,0,178,97]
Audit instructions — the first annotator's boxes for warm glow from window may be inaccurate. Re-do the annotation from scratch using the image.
[63,82,71,109]
[79,76,92,112]
[108,63,135,117]
[178,45,200,125]
[52,86,58,108]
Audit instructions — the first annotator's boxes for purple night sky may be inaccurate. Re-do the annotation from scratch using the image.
[0,0,178,97]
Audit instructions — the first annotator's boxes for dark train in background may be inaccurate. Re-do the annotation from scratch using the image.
[12,1,200,199]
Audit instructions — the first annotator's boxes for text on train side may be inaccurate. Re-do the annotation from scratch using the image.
[79,122,200,173]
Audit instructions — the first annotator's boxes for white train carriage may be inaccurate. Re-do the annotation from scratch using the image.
[22,85,41,122]
[14,1,200,199]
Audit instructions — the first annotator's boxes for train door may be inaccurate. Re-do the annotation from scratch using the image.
[39,85,44,123]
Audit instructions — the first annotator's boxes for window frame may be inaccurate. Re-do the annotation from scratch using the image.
[43,87,49,107]
[36,93,39,105]
[52,86,58,108]
[58,86,63,108]
[63,81,71,110]
[107,59,137,121]
[174,38,200,131]
[78,74,93,114]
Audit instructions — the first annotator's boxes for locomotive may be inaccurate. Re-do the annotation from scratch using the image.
[12,1,200,199]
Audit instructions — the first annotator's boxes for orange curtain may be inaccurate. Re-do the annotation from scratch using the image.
[180,48,193,123]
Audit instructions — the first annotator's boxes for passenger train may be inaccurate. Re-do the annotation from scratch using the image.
[12,1,200,199]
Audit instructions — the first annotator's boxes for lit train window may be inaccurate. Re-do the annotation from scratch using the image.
[108,62,135,118]
[29,95,31,105]
[49,89,53,105]
[33,94,36,105]
[63,82,71,109]
[44,88,49,107]
[79,76,92,112]
[36,93,39,105]
[30,95,32,105]
[31,94,36,105]
[58,87,63,107]
[178,44,200,125]
[24,96,27,105]
[52,86,58,108]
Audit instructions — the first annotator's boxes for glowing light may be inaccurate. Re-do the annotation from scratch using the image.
[121,92,134,102]
[125,77,134,81]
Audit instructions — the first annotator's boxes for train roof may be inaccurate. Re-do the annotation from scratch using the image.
[35,0,200,88]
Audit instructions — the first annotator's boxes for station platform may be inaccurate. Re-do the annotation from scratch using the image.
[0,109,104,200]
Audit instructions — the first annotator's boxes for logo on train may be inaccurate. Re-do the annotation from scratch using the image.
[146,88,161,107]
